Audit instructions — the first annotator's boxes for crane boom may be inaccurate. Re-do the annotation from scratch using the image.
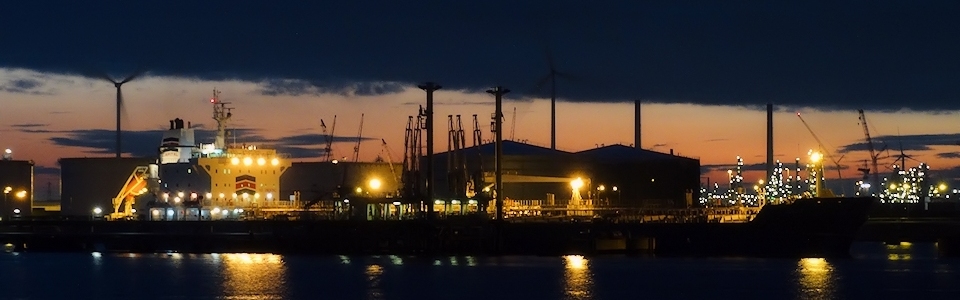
[858,109,881,191]
[353,114,364,162]
[320,115,337,162]
[797,113,845,192]
[110,166,149,220]
[381,139,401,186]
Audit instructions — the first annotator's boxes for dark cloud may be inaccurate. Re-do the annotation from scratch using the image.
[48,128,365,158]
[3,1,960,110]
[274,133,376,147]
[705,138,728,142]
[257,79,406,97]
[0,78,50,95]
[838,133,960,154]
[10,123,48,128]
[701,162,767,173]
[938,152,960,159]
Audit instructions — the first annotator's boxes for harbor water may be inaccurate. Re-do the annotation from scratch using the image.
[0,242,958,300]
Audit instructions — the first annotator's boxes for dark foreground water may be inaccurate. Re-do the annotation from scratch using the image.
[1,242,958,300]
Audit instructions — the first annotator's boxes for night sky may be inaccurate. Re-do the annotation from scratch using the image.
[2,1,960,199]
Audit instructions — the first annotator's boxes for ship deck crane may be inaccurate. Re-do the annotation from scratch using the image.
[797,113,844,196]
[857,109,881,193]
[109,166,150,220]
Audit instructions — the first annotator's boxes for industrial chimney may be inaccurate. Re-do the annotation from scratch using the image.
[635,100,641,149]
[766,103,774,182]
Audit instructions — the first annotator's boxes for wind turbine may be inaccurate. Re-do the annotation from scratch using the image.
[97,71,144,158]
[534,46,576,150]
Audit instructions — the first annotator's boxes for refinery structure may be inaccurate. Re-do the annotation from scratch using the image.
[699,108,954,208]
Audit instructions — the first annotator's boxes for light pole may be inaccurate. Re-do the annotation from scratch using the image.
[612,186,620,204]
[3,186,11,220]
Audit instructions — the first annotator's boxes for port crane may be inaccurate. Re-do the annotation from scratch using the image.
[353,114,364,162]
[380,139,401,186]
[320,115,337,162]
[109,166,150,220]
[857,109,882,193]
[797,113,844,196]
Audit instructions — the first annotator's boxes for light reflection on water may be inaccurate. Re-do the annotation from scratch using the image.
[796,258,836,300]
[365,264,384,300]
[563,255,594,300]
[221,253,286,300]
[2,243,960,300]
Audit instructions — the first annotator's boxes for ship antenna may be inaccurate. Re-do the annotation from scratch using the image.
[211,88,233,151]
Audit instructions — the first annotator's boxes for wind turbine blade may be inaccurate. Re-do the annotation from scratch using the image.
[543,44,555,71]
[120,69,146,84]
[92,71,119,84]
[533,73,552,93]
[553,70,581,82]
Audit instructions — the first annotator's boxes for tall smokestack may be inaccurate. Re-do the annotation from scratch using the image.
[766,103,774,182]
[635,100,641,149]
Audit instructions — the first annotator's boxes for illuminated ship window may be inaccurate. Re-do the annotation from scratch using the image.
[188,169,192,174]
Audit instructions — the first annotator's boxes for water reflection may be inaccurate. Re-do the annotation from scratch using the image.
[366,264,384,300]
[795,258,836,300]
[886,242,913,260]
[563,255,593,300]
[221,253,286,300]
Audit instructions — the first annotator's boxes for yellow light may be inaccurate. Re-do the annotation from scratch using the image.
[93,207,102,215]
[3,186,10,194]
[219,193,225,198]
[271,158,280,166]
[178,192,184,198]
[564,255,587,270]
[890,183,897,189]
[758,179,764,185]
[810,152,823,163]
[939,183,947,191]
[205,192,212,199]
[266,192,273,200]
[15,190,26,199]
[369,178,382,190]
[570,177,584,190]
[243,157,253,166]
[232,193,238,199]
[257,157,266,166]
[231,157,240,165]
[254,193,260,199]
[597,185,605,191]
[356,187,363,193]
[612,186,618,192]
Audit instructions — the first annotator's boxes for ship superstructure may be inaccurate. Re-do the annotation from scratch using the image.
[146,89,291,220]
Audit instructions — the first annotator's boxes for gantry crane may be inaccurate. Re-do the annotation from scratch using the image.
[857,109,881,193]
[797,112,844,196]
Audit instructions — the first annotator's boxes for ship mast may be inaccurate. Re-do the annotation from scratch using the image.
[211,89,233,151]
